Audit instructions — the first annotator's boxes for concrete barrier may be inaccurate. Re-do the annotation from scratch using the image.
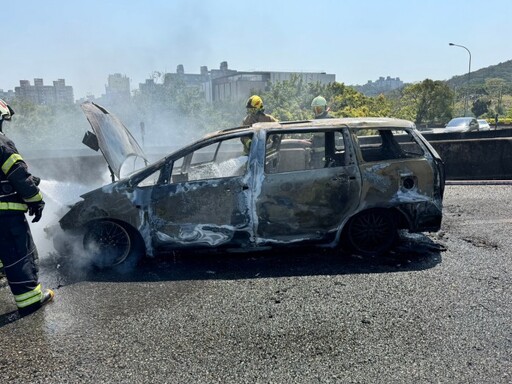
[24,147,174,187]
[422,128,512,180]
[27,154,109,186]
[429,137,512,180]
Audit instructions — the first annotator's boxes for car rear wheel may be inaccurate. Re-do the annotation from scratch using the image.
[344,209,398,257]
[83,220,142,268]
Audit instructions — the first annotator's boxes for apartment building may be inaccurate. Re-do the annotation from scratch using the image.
[14,78,74,105]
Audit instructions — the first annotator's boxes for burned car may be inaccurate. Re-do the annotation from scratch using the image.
[56,102,445,267]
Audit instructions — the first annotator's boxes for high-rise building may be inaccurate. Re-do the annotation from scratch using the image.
[353,76,404,96]
[0,89,15,101]
[14,78,74,104]
[105,73,131,104]
[138,61,336,103]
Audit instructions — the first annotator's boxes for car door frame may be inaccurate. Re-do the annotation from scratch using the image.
[252,126,362,245]
[148,133,256,251]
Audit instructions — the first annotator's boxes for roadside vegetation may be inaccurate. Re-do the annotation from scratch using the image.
[5,67,512,150]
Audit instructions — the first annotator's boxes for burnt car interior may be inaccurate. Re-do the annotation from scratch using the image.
[265,130,347,174]
[130,134,254,188]
[357,129,425,162]
[170,135,252,183]
[136,129,352,187]
[115,127,430,198]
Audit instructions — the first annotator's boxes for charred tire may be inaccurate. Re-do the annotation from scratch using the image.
[343,209,398,257]
[83,220,144,269]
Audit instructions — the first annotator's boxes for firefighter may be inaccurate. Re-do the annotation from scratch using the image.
[0,99,54,317]
[311,96,333,119]
[241,95,278,154]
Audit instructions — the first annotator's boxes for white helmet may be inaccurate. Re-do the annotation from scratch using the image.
[0,99,14,121]
[311,96,327,117]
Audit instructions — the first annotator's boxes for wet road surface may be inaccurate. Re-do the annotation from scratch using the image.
[1,185,511,383]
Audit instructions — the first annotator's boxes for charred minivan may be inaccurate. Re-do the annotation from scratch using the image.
[57,102,445,267]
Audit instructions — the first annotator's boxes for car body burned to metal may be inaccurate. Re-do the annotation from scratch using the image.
[57,102,445,267]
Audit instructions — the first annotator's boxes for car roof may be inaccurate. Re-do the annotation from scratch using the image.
[205,117,416,139]
[449,117,475,122]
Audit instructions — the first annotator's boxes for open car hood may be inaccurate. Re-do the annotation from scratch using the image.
[80,101,147,180]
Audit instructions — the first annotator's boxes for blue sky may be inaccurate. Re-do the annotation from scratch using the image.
[2,0,510,98]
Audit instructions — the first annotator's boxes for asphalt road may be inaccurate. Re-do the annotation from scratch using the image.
[1,185,511,383]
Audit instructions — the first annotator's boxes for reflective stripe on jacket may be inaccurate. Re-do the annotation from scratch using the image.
[0,201,28,211]
[1,153,23,174]
[0,133,42,212]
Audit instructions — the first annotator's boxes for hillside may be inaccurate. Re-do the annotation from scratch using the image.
[352,59,512,96]
[446,59,512,88]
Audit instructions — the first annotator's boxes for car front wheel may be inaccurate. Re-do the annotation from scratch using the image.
[83,220,142,268]
[344,209,398,257]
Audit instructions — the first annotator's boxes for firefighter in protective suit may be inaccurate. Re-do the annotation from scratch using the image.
[0,100,54,317]
[241,95,278,154]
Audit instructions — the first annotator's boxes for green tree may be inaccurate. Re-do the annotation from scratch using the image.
[471,98,490,117]
[398,79,454,125]
[6,100,87,149]
[260,74,316,121]
[484,78,506,115]
[260,76,392,121]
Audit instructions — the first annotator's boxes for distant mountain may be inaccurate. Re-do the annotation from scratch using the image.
[446,59,512,88]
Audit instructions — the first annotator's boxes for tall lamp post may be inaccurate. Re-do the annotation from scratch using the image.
[449,42,472,116]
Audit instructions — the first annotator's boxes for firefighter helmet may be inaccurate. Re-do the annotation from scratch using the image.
[0,99,14,121]
[246,95,264,111]
[311,96,327,117]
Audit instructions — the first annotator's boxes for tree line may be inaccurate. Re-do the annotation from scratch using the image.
[5,75,512,150]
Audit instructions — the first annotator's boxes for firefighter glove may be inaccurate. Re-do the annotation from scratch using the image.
[28,200,45,223]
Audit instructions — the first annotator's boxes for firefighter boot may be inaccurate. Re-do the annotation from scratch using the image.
[18,289,55,317]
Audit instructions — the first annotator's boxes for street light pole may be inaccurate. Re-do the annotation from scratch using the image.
[449,42,472,116]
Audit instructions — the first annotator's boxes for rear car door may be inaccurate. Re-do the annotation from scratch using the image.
[255,128,361,243]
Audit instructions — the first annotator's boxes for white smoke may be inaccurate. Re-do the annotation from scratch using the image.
[31,179,92,259]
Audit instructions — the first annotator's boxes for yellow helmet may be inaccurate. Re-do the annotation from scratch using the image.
[246,95,264,111]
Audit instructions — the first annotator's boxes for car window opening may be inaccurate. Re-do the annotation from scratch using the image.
[358,129,424,162]
[170,135,252,183]
[264,130,346,174]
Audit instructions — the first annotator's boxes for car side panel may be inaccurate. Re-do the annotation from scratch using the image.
[357,158,443,232]
[255,164,361,243]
